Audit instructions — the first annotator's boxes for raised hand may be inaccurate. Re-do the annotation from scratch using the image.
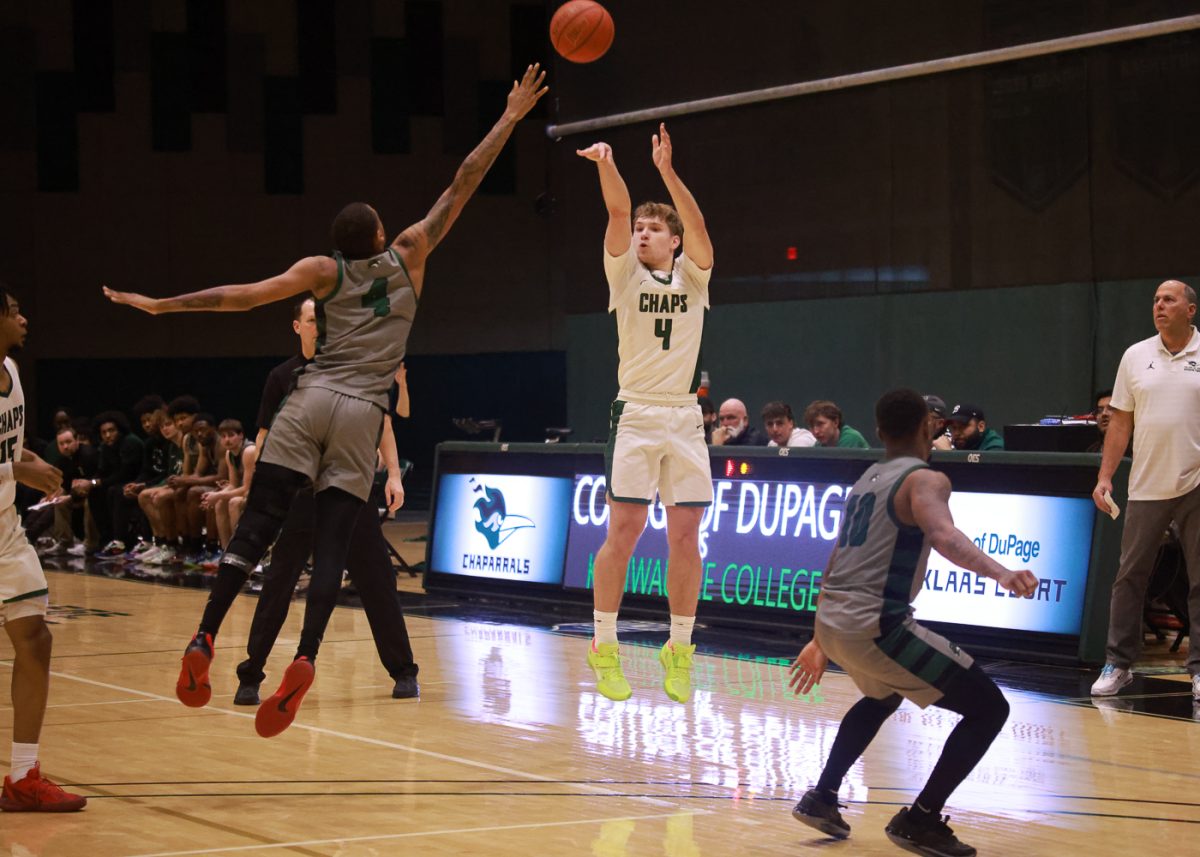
[505,63,549,122]
[651,122,673,173]
[102,286,160,315]
[576,142,614,163]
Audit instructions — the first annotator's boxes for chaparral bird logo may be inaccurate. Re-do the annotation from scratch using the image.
[471,478,534,549]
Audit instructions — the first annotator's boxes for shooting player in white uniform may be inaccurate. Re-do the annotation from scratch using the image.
[577,124,714,704]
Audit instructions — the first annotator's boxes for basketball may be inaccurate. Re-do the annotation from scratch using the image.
[550,0,614,63]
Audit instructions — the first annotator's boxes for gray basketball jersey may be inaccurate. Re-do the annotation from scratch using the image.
[817,456,931,639]
[297,248,417,410]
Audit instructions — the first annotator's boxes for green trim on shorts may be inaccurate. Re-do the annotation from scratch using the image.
[4,588,49,605]
[604,399,626,492]
[874,623,966,693]
[610,495,652,505]
[674,500,712,507]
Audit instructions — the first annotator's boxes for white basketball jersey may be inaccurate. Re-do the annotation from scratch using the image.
[0,358,26,511]
[605,245,711,406]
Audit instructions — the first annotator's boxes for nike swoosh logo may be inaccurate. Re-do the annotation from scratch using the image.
[277,683,304,712]
[185,668,197,693]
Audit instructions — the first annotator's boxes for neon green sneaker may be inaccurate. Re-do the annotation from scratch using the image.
[659,641,696,703]
[587,640,632,701]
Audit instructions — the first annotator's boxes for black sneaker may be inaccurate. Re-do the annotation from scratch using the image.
[392,676,420,699]
[791,788,850,839]
[885,808,976,857]
[233,682,261,706]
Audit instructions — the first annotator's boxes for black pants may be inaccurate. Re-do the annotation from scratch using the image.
[112,490,147,545]
[236,487,418,685]
[89,483,119,545]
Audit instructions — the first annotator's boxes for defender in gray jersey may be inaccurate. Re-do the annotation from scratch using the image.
[104,64,548,737]
[788,389,1037,857]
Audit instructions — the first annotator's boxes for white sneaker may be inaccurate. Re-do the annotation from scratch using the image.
[1090,664,1134,696]
[127,539,154,558]
[65,542,89,558]
[1192,674,1199,702]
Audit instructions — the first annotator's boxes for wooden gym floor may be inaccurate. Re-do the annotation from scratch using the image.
[1,523,1196,856]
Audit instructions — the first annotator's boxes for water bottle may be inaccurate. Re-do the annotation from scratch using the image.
[697,370,710,399]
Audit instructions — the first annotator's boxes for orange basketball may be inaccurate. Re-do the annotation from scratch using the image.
[550,0,614,64]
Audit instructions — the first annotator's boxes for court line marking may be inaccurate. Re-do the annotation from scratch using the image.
[124,810,708,857]
[0,697,152,711]
[25,666,675,809]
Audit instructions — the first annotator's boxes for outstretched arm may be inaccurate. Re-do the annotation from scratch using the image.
[651,123,713,270]
[392,64,548,295]
[576,142,631,257]
[103,256,335,315]
[904,470,1038,596]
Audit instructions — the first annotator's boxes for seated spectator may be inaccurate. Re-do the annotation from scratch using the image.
[85,411,145,557]
[175,411,221,563]
[51,406,73,436]
[137,414,186,564]
[945,403,1004,451]
[698,396,716,443]
[199,419,256,558]
[924,394,953,451]
[805,400,870,448]
[30,426,98,553]
[761,401,816,448]
[119,395,172,557]
[1086,388,1131,456]
[711,398,767,446]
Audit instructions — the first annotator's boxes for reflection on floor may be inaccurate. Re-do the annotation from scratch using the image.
[40,518,1195,724]
[2,546,1197,856]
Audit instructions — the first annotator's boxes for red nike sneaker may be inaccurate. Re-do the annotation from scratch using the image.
[0,764,87,812]
[255,656,315,738]
[176,632,214,707]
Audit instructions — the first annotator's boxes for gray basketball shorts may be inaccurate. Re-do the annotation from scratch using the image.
[258,385,384,502]
[815,616,975,708]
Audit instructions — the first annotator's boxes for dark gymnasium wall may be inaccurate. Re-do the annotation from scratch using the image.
[547,0,1200,440]
[1,0,566,502]
[5,1,1200,498]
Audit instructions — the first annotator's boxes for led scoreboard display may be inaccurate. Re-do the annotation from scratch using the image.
[426,444,1124,663]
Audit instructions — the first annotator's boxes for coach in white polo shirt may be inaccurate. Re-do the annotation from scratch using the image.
[1091,279,1200,701]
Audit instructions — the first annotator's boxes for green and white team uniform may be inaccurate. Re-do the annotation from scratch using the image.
[815,456,974,707]
[603,245,712,506]
[0,358,49,625]
[260,248,417,502]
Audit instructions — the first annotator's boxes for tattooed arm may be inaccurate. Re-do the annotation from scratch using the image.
[391,63,548,298]
[102,256,336,315]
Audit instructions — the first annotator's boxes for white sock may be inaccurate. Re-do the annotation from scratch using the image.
[593,610,619,646]
[669,614,696,648]
[10,742,38,783]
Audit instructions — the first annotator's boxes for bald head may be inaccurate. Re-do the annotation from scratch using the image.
[718,398,749,434]
[1162,279,1197,305]
[1153,279,1196,342]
